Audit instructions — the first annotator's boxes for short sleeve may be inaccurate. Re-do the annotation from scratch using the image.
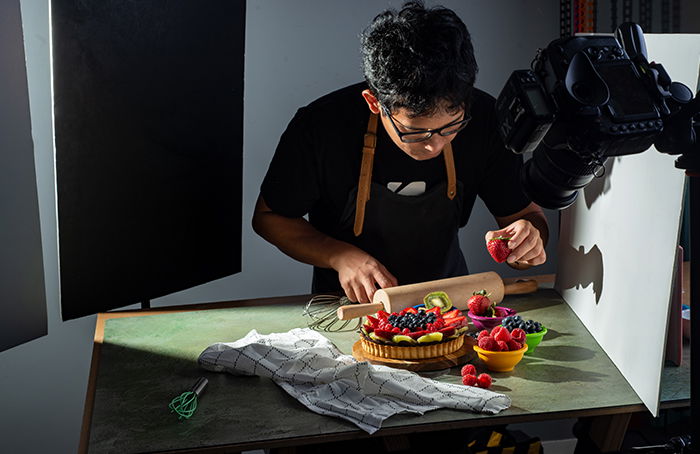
[260,108,320,218]
[476,109,531,217]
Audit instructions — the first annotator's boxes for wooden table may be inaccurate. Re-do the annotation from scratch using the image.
[79,286,690,454]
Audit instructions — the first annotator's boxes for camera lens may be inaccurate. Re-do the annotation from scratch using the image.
[521,145,600,210]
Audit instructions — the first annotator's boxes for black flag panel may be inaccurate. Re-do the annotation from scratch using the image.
[52,1,245,320]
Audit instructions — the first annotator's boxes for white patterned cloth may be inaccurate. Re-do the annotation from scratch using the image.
[198,328,510,433]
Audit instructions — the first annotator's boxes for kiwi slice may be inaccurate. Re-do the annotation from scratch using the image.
[392,334,417,344]
[423,291,453,312]
[417,332,444,343]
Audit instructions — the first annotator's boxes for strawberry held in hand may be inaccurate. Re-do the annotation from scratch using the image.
[487,236,512,263]
[467,290,495,316]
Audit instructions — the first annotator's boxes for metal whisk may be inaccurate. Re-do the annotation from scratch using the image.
[303,294,363,332]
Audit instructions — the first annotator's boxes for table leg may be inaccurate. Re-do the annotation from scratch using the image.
[574,413,632,453]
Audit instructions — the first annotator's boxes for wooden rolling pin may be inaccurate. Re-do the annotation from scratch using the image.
[336,271,538,320]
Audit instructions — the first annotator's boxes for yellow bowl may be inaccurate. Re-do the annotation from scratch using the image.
[473,344,528,372]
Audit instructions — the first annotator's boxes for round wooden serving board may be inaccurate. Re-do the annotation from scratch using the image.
[352,336,476,371]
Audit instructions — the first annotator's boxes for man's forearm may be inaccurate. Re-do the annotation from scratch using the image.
[252,207,355,270]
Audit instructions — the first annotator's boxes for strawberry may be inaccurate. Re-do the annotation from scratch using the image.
[487,236,512,263]
[438,326,456,337]
[363,323,374,333]
[476,373,493,388]
[467,290,494,316]
[442,308,460,319]
[462,374,478,386]
[461,364,477,376]
[365,315,379,328]
[445,315,467,328]
[406,329,429,340]
[425,307,442,316]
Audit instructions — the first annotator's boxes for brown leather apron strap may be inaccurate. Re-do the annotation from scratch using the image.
[353,114,458,235]
[353,113,378,236]
[443,142,457,200]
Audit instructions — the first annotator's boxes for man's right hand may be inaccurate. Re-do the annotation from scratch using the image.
[330,249,398,304]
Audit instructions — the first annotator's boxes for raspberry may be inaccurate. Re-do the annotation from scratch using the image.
[493,327,512,343]
[461,364,477,376]
[477,330,490,340]
[497,340,509,351]
[510,328,526,343]
[506,339,523,351]
[461,374,478,386]
[478,336,498,351]
[476,373,493,388]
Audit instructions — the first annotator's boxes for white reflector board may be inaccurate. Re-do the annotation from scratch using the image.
[555,34,700,416]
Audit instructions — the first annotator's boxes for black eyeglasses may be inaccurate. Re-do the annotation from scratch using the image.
[382,107,471,143]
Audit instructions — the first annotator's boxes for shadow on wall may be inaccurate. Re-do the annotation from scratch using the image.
[556,243,604,304]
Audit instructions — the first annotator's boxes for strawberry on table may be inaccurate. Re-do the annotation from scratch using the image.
[487,236,512,263]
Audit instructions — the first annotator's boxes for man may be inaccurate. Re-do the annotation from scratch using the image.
[253,1,547,304]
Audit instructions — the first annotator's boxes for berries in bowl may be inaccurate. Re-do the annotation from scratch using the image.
[502,315,547,355]
[466,290,516,331]
[472,326,528,372]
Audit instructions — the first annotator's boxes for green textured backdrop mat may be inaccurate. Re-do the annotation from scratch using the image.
[87,290,662,454]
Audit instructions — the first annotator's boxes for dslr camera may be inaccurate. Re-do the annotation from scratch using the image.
[496,23,695,209]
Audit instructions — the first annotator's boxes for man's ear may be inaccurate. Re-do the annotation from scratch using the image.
[361,89,382,114]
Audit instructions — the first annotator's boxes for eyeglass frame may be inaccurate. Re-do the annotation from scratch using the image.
[381,106,471,143]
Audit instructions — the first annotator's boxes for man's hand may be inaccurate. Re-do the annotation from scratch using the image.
[330,249,398,304]
[485,219,546,268]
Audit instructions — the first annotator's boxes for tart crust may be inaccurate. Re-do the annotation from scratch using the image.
[360,334,464,360]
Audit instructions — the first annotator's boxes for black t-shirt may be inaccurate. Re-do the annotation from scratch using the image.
[261,82,530,237]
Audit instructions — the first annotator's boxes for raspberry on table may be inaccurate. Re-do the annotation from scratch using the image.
[476,373,493,388]
[461,364,477,376]
[462,374,478,386]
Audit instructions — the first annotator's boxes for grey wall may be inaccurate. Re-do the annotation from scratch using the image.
[6,1,695,452]
[0,0,47,352]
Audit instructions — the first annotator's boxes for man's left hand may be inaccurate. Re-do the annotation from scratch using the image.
[485,219,546,267]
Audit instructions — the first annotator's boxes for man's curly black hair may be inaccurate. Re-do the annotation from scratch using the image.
[361,1,478,118]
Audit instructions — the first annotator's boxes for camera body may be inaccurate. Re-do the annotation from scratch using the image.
[496,25,693,209]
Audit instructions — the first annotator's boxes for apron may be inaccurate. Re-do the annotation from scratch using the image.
[312,113,468,293]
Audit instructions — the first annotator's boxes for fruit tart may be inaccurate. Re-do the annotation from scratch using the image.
[359,303,469,360]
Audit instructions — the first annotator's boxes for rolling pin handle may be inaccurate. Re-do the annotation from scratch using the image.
[336,302,384,320]
[503,279,539,295]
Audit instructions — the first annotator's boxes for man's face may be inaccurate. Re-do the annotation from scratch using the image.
[379,106,465,161]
